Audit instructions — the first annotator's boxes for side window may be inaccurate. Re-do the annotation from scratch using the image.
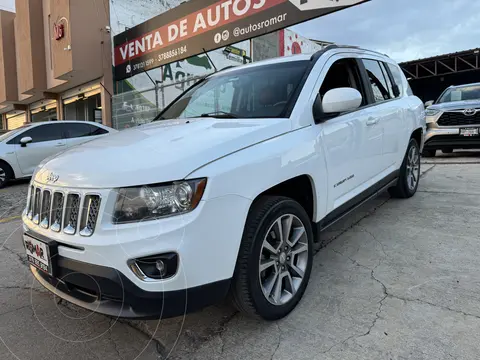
[362,59,391,103]
[90,125,108,136]
[9,124,64,144]
[320,58,367,107]
[380,62,395,98]
[387,63,405,96]
[65,123,93,138]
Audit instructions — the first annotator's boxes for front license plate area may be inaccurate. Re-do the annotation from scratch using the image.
[460,128,479,137]
[24,234,57,276]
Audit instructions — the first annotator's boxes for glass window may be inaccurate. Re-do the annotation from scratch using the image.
[363,59,391,103]
[158,61,310,120]
[437,84,480,103]
[8,124,65,144]
[31,106,58,123]
[64,93,103,123]
[320,58,367,106]
[380,63,395,98]
[0,125,32,143]
[387,63,405,96]
[65,123,93,138]
[90,125,108,136]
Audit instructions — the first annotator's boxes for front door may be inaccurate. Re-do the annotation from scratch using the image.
[314,55,384,212]
[12,123,66,176]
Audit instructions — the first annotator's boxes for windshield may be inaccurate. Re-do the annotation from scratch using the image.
[437,84,480,103]
[157,61,310,120]
[0,125,31,142]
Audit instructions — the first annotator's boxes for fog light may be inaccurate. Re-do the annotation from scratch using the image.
[128,253,178,280]
[155,260,166,277]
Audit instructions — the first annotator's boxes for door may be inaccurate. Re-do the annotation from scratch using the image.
[64,122,109,148]
[11,123,67,176]
[361,59,403,171]
[315,56,384,211]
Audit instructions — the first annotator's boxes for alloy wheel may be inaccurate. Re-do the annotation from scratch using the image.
[406,145,420,191]
[259,214,309,306]
[0,167,5,185]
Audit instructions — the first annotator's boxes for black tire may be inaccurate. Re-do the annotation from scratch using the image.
[422,149,436,157]
[0,161,12,189]
[389,138,421,199]
[442,148,453,154]
[230,196,314,320]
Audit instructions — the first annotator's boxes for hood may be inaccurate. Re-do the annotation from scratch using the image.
[428,100,480,111]
[34,118,291,188]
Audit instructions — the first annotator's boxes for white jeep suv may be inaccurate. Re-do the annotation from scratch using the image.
[22,46,425,320]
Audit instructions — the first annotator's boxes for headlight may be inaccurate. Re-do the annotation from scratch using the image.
[425,109,440,117]
[113,178,207,224]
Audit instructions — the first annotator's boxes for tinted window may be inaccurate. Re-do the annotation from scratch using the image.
[8,124,64,144]
[380,63,395,98]
[65,123,92,138]
[90,125,108,136]
[387,63,405,96]
[320,58,367,107]
[158,61,310,120]
[363,59,391,103]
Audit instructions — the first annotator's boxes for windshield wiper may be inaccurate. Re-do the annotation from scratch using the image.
[199,111,238,119]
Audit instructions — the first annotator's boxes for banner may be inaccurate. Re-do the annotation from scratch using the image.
[113,0,369,80]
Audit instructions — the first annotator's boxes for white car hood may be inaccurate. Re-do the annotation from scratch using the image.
[34,118,291,188]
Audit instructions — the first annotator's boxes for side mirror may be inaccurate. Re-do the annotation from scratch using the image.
[314,88,362,122]
[425,100,434,108]
[20,136,32,147]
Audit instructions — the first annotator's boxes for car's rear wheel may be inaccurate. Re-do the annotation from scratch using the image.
[389,138,421,199]
[422,149,436,157]
[0,161,12,189]
[230,196,313,320]
[442,148,453,154]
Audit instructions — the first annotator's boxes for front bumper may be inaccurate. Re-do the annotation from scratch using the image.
[31,258,230,320]
[424,127,480,150]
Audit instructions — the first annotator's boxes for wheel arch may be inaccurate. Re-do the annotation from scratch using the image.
[0,158,15,180]
[250,174,317,223]
[410,127,424,151]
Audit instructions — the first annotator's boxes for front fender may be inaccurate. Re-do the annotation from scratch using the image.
[187,127,328,222]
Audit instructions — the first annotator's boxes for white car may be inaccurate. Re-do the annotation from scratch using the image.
[22,46,425,320]
[0,121,115,188]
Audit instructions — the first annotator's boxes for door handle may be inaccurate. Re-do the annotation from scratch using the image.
[55,143,66,147]
[366,118,378,126]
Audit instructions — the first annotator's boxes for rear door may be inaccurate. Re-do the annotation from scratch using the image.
[361,59,404,171]
[64,123,109,148]
[11,123,67,176]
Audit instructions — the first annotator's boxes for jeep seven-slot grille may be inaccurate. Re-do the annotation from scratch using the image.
[437,111,480,126]
[26,186,101,236]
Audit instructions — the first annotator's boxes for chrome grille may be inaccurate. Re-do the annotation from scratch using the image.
[50,193,64,232]
[40,191,51,229]
[33,188,41,224]
[64,194,80,235]
[27,186,101,236]
[438,111,480,126]
[79,196,101,237]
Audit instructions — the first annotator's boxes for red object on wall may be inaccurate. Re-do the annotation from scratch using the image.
[54,23,65,41]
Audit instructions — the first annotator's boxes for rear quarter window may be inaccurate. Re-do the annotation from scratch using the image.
[387,63,406,96]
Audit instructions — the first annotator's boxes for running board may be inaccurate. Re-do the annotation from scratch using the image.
[315,172,399,237]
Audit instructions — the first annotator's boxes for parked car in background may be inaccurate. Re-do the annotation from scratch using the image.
[424,83,480,157]
[0,121,116,188]
[23,46,424,321]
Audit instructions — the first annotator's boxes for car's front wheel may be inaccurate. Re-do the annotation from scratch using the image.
[0,161,12,189]
[230,196,313,320]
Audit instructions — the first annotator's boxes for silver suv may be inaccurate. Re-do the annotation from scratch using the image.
[424,83,480,157]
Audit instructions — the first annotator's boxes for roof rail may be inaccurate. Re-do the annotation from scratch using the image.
[313,44,390,58]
